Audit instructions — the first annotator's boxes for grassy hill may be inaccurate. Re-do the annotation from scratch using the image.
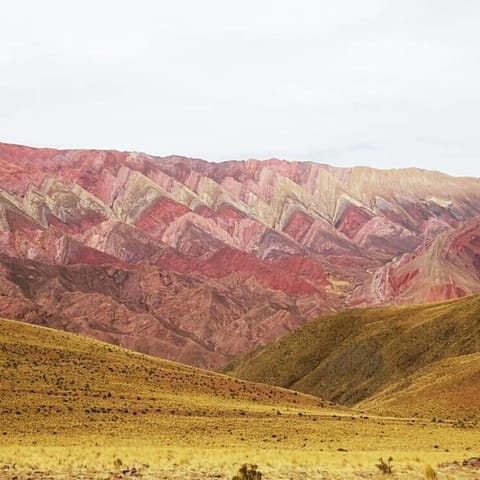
[358,352,480,420]
[1,317,480,479]
[224,295,480,420]
[0,316,328,437]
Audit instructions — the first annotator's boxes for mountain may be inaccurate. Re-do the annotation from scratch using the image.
[224,294,480,420]
[1,142,480,368]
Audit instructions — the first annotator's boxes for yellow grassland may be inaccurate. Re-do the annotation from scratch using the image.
[1,318,479,479]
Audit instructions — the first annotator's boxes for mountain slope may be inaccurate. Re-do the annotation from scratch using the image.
[1,142,480,368]
[0,254,336,369]
[224,295,480,420]
[0,316,328,435]
[357,352,480,420]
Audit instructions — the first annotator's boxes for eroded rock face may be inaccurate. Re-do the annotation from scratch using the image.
[352,217,480,306]
[1,142,480,368]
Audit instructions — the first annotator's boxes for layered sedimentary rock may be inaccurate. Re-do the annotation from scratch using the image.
[0,142,479,368]
[353,217,480,305]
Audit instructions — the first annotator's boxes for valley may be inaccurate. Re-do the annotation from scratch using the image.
[1,318,479,479]
[3,1,480,477]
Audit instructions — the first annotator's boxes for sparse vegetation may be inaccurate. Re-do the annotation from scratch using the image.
[1,318,480,479]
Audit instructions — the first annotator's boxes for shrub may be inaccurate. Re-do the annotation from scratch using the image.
[232,464,262,480]
[376,457,393,474]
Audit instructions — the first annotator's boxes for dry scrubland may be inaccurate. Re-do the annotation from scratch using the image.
[0,318,479,479]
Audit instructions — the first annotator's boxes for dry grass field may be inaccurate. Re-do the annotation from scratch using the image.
[1,317,479,479]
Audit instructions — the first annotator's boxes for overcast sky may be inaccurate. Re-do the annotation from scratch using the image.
[1,1,479,177]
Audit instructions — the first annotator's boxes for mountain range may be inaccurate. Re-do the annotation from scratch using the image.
[1,142,479,368]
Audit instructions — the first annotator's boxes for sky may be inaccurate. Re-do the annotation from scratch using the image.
[1,1,479,177]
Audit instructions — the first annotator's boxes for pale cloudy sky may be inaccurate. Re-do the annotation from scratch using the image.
[1,1,479,177]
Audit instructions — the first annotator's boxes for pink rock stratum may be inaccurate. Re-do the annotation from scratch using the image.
[1,142,480,368]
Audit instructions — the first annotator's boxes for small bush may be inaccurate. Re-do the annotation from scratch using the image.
[232,464,262,480]
[376,457,393,474]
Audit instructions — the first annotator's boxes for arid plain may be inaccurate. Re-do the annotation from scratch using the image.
[1,317,479,479]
